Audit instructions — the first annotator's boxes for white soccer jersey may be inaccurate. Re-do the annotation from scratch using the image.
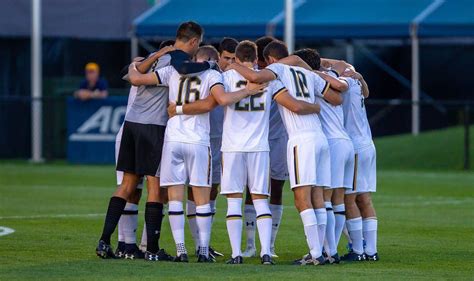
[155,66,223,146]
[318,72,350,140]
[266,63,329,136]
[221,69,286,152]
[342,77,373,149]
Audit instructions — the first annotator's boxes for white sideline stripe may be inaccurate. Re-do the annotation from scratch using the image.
[69,133,115,141]
[0,226,15,236]
[0,213,103,220]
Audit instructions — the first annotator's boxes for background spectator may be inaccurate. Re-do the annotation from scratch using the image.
[74,62,109,100]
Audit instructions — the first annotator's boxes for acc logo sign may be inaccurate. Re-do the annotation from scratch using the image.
[69,106,126,142]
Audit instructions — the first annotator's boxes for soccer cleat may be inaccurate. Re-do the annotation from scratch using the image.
[197,254,215,263]
[346,242,353,253]
[270,247,279,258]
[261,254,274,265]
[96,240,116,259]
[144,251,159,261]
[115,241,126,258]
[293,253,325,266]
[366,253,379,261]
[157,248,175,261]
[226,256,243,264]
[242,247,257,257]
[173,253,189,262]
[124,245,145,260]
[209,246,224,258]
[139,243,147,253]
[330,253,341,264]
[341,252,366,262]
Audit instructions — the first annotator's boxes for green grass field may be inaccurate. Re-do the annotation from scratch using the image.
[1,127,473,280]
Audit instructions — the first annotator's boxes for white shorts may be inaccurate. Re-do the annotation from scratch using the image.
[346,143,376,194]
[328,138,355,189]
[220,151,270,196]
[210,137,222,185]
[269,136,289,181]
[160,141,212,188]
[115,126,143,189]
[287,133,331,189]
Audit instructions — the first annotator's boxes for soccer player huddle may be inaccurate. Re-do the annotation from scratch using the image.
[95,21,378,265]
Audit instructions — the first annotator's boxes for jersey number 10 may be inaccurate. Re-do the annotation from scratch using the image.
[290,68,310,98]
[176,76,201,105]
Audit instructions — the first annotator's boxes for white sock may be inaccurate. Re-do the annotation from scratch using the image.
[122,203,138,245]
[168,200,187,255]
[346,217,363,254]
[186,200,199,250]
[226,198,243,258]
[269,204,283,250]
[324,202,337,256]
[196,204,212,258]
[363,217,378,255]
[244,204,256,250]
[315,208,327,253]
[333,204,346,245]
[140,222,147,248]
[253,199,272,257]
[300,208,321,258]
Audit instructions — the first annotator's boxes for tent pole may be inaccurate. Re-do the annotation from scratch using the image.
[284,0,294,54]
[345,41,354,65]
[411,24,420,136]
[131,36,139,60]
[31,0,43,163]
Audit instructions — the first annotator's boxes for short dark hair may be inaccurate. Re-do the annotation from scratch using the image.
[294,48,321,70]
[176,21,203,42]
[219,37,238,54]
[263,40,289,61]
[195,45,219,61]
[255,36,275,63]
[235,40,257,63]
[159,39,175,49]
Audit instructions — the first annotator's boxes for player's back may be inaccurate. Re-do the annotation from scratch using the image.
[266,63,325,136]
[342,77,373,147]
[125,54,170,126]
[162,66,222,146]
[221,69,283,152]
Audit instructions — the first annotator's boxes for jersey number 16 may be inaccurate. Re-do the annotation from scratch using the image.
[176,76,201,105]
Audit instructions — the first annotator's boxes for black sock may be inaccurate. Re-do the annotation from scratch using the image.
[145,202,164,253]
[99,196,126,244]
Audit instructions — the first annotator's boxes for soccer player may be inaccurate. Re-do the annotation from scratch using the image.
[185,38,239,259]
[338,66,379,262]
[95,21,215,261]
[242,36,288,259]
[293,49,355,264]
[227,40,342,265]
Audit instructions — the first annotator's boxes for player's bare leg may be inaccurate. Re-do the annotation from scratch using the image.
[243,186,257,257]
[142,176,171,261]
[269,179,284,257]
[225,193,244,264]
[250,193,273,265]
[191,186,213,262]
[311,187,327,256]
[356,192,378,261]
[96,172,139,259]
[292,186,325,265]
[342,193,365,261]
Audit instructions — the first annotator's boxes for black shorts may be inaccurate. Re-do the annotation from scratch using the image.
[116,121,166,177]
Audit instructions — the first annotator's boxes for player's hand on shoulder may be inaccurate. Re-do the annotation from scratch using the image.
[157,46,176,57]
[245,81,268,96]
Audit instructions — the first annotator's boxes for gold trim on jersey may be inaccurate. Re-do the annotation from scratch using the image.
[154,72,161,85]
[272,87,287,100]
[321,81,330,97]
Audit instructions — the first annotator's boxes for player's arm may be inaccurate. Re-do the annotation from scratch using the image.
[321,58,355,75]
[169,52,217,75]
[127,62,159,86]
[210,83,268,106]
[168,95,219,118]
[274,89,321,115]
[342,70,370,98]
[315,71,348,92]
[278,55,313,70]
[323,87,343,106]
[135,46,175,74]
[227,63,275,83]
